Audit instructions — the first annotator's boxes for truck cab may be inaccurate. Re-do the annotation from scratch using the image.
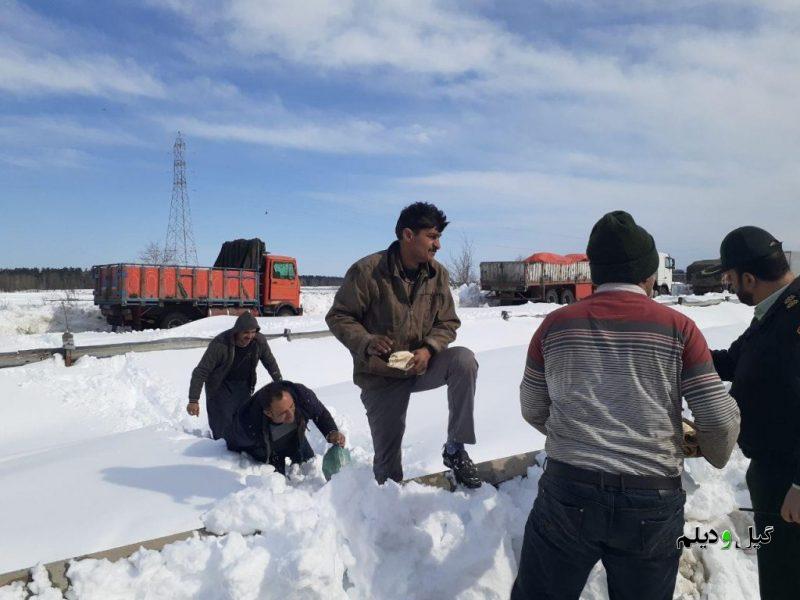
[262,255,301,316]
[655,252,675,296]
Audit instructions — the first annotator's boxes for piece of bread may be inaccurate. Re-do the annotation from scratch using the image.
[387,350,414,370]
[682,418,702,458]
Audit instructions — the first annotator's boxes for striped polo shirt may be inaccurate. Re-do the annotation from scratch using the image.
[520,283,740,477]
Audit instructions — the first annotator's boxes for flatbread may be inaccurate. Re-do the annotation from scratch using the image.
[387,350,415,370]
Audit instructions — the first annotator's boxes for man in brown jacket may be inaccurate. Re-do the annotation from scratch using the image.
[326,202,480,487]
[186,312,282,439]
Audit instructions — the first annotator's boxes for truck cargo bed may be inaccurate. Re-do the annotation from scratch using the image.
[93,264,259,307]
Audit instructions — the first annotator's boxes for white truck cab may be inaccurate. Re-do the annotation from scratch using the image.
[655,252,675,295]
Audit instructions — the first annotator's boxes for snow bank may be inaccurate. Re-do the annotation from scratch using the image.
[22,453,759,600]
[0,290,108,338]
[58,464,536,600]
[300,286,339,317]
[455,283,488,308]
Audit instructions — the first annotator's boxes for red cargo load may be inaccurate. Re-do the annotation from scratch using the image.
[525,252,588,264]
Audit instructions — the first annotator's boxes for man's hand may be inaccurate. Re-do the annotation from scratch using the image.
[409,347,432,375]
[780,486,800,523]
[327,431,346,447]
[186,401,200,417]
[367,335,393,357]
[681,418,702,458]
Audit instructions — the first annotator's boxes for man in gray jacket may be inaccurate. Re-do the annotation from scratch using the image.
[187,312,282,439]
[326,202,481,487]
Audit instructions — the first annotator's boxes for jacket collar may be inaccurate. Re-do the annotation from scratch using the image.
[595,283,648,296]
[384,240,436,280]
[753,275,800,327]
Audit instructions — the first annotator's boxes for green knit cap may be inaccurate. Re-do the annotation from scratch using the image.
[586,211,659,285]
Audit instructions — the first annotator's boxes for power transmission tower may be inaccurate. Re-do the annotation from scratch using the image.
[164,132,198,265]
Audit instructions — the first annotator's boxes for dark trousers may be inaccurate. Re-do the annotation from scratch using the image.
[360,346,478,483]
[511,467,685,600]
[268,435,315,475]
[746,459,800,600]
[207,380,251,440]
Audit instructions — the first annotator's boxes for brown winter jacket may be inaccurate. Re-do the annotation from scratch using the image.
[188,313,282,400]
[325,241,460,390]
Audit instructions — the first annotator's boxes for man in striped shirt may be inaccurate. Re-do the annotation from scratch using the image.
[511,211,740,600]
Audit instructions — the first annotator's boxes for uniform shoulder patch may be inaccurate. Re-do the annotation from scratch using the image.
[785,294,799,310]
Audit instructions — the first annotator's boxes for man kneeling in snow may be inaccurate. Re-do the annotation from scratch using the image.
[223,380,346,475]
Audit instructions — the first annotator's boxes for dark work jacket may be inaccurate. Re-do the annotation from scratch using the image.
[712,276,800,485]
[223,381,338,464]
[188,329,281,400]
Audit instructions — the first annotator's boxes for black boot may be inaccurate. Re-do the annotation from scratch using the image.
[442,446,482,489]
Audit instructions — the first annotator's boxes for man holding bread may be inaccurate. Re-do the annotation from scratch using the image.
[326,202,481,487]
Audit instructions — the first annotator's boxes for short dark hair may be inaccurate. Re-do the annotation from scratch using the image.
[395,202,449,239]
[256,381,291,411]
[735,250,790,282]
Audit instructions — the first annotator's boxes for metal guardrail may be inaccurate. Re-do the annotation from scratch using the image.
[0,450,543,591]
[0,329,335,370]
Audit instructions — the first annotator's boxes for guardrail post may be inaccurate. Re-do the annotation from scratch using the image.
[283,328,292,342]
[62,331,75,367]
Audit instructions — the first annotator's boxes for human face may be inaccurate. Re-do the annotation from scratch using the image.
[723,269,756,306]
[235,328,258,347]
[402,227,442,264]
[265,391,296,424]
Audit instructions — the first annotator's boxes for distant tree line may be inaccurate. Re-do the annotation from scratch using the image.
[0,268,94,292]
[300,275,344,286]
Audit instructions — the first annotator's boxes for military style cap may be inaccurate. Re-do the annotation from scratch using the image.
[705,226,783,275]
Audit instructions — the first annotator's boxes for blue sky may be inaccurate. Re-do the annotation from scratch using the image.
[1,0,798,274]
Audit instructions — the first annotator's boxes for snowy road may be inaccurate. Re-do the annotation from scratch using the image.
[0,289,762,599]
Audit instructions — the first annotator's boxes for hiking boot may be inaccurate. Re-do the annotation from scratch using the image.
[442,446,482,489]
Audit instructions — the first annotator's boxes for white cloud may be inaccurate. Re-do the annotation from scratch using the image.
[0,116,144,147]
[165,116,435,154]
[0,1,165,98]
[0,147,90,169]
[0,41,165,98]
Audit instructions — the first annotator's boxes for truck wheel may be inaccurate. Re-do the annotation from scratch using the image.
[660,285,671,296]
[276,306,296,317]
[544,289,560,304]
[560,289,576,304]
[159,311,190,329]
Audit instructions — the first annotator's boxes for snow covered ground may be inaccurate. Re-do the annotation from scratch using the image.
[0,288,760,599]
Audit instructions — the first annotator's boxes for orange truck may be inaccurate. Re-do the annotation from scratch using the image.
[92,239,302,330]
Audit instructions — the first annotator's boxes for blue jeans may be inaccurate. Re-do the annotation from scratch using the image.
[511,469,685,600]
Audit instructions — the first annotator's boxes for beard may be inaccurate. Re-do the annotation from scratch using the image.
[736,289,755,306]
